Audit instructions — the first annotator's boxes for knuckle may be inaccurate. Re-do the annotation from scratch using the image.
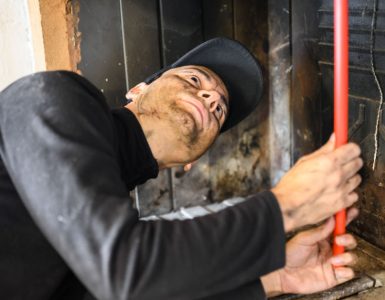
[348,143,361,156]
[337,190,345,200]
[347,193,359,205]
[353,144,362,156]
[358,157,364,168]
[355,158,364,171]
[332,170,344,187]
[336,168,343,181]
[355,174,362,185]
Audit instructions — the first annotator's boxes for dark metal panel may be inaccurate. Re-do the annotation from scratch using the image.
[291,0,323,161]
[159,0,203,64]
[77,1,126,108]
[202,0,234,39]
[120,0,162,87]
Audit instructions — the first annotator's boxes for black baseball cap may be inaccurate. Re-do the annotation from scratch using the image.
[144,37,264,132]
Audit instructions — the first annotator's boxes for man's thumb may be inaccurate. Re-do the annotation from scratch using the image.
[304,133,335,160]
[318,133,336,154]
[296,217,335,245]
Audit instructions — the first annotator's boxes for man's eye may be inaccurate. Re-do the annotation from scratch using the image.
[190,76,200,86]
[216,105,223,117]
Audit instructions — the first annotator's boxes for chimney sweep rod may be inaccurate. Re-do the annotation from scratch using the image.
[333,0,349,255]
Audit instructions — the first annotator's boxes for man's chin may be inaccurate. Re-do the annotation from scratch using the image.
[170,106,200,145]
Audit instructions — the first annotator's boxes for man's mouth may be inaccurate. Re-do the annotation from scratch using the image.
[182,99,207,128]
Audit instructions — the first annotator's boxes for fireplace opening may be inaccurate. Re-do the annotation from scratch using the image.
[71,0,385,298]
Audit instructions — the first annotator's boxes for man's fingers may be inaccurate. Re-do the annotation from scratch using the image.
[333,143,361,166]
[334,267,355,284]
[346,207,360,226]
[341,159,364,183]
[335,234,358,250]
[313,134,336,155]
[330,252,358,267]
[294,217,335,246]
[344,174,362,193]
[302,134,336,161]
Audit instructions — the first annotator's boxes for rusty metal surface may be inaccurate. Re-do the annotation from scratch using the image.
[315,0,385,251]
[268,0,293,185]
[291,0,323,161]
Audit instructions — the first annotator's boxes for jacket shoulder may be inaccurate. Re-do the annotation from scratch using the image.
[0,71,110,113]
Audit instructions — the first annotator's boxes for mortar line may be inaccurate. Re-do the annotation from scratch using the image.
[370,0,383,170]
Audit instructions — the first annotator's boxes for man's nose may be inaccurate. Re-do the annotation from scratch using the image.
[198,90,221,112]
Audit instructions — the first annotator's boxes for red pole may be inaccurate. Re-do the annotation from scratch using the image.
[333,0,349,255]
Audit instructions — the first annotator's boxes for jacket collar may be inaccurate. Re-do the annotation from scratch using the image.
[111,108,159,191]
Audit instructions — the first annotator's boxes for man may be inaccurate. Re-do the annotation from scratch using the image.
[0,38,362,299]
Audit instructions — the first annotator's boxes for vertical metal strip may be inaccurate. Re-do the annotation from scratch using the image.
[119,0,130,91]
[158,0,166,67]
[119,0,142,216]
[268,0,292,185]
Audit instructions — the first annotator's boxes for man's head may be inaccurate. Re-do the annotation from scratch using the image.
[125,38,263,168]
[126,65,228,166]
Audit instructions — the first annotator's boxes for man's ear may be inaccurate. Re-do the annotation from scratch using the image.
[125,82,148,101]
[183,161,198,172]
[183,163,193,172]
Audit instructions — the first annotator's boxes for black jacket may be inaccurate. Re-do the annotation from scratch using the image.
[0,71,285,300]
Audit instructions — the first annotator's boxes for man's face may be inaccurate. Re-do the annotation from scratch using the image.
[137,65,229,162]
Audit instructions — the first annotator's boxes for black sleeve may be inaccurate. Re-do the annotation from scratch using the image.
[199,280,266,300]
[0,71,285,300]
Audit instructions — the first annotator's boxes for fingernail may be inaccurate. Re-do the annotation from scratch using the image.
[331,256,343,265]
[335,236,345,245]
[335,268,354,279]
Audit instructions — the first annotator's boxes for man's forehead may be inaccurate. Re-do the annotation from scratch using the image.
[172,65,218,79]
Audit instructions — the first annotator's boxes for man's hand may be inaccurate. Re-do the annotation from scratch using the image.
[261,208,359,297]
[272,134,363,232]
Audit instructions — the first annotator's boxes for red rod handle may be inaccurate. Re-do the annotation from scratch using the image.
[333,0,349,256]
